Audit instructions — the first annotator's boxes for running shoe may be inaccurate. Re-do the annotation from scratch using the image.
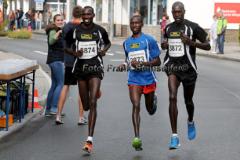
[78,117,88,125]
[188,121,196,140]
[169,136,180,150]
[149,94,157,115]
[132,137,143,151]
[44,109,52,117]
[82,141,93,153]
[55,119,64,125]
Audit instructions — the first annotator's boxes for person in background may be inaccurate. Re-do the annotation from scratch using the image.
[0,8,3,25]
[209,14,218,53]
[8,10,16,30]
[217,10,227,54]
[17,8,24,29]
[45,14,64,116]
[35,11,43,30]
[55,5,88,125]
[160,13,170,43]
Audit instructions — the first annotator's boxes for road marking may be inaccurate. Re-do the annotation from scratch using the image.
[106,52,114,56]
[110,59,125,62]
[115,51,124,54]
[34,51,47,56]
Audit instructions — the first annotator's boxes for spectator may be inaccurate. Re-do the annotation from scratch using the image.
[8,10,16,30]
[160,13,170,42]
[217,10,227,54]
[35,11,43,30]
[209,14,218,53]
[17,8,24,29]
[0,8,3,25]
[45,14,64,116]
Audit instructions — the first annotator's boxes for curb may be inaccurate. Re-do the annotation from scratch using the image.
[197,52,240,62]
[32,31,45,35]
[0,108,44,141]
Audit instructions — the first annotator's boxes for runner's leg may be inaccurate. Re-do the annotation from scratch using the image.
[183,83,195,122]
[88,77,101,136]
[78,80,89,111]
[129,85,142,137]
[168,74,180,134]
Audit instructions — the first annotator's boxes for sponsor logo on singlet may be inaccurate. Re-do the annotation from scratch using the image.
[170,32,181,37]
[81,34,93,40]
[130,43,140,49]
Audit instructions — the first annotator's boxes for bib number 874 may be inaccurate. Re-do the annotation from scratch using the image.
[83,47,96,54]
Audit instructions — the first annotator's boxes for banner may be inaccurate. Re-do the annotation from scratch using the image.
[214,3,240,24]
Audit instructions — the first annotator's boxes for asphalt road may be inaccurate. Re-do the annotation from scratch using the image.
[0,34,240,160]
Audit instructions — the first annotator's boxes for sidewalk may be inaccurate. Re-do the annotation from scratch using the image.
[0,51,50,140]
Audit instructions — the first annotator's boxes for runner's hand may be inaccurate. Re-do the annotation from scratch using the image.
[55,30,62,39]
[98,50,106,56]
[161,40,168,50]
[180,32,195,46]
[73,49,83,57]
[117,63,127,72]
[131,60,141,69]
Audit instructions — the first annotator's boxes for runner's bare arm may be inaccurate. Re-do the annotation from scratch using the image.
[181,33,210,50]
[142,56,161,67]
[64,48,83,57]
[99,42,111,56]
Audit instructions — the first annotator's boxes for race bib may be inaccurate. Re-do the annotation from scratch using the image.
[168,39,185,57]
[78,41,97,59]
[128,50,147,70]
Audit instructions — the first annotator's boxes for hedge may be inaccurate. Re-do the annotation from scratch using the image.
[7,29,32,39]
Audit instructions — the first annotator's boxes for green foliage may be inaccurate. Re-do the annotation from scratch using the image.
[3,0,8,9]
[0,31,8,37]
[7,29,32,39]
[0,20,8,36]
[0,20,8,31]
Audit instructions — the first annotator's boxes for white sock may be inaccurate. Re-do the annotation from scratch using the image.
[188,121,194,124]
[56,115,61,121]
[87,136,93,142]
[172,133,178,137]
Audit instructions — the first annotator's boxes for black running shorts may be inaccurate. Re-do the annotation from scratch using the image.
[73,56,104,80]
[64,67,78,85]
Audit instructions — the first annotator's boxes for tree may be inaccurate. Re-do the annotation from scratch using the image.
[3,0,8,9]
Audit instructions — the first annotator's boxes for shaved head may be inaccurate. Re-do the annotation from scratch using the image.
[172,1,185,11]
[130,15,143,23]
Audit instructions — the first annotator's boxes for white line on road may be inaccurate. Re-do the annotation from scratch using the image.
[115,51,124,54]
[34,51,47,56]
[110,59,125,62]
[106,52,114,56]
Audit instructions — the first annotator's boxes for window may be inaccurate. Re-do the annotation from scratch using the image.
[96,0,102,22]
[130,0,166,25]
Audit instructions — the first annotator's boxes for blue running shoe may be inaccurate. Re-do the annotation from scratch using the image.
[188,121,196,140]
[169,136,180,150]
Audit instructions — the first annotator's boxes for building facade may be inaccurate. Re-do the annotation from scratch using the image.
[74,0,239,42]
[4,0,240,42]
